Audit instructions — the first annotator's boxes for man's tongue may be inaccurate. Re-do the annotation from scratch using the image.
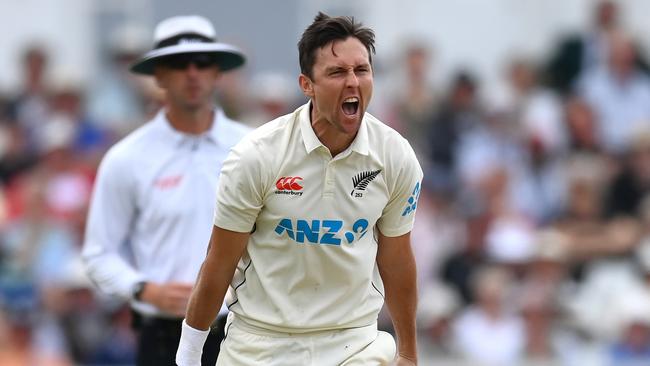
[342,101,358,116]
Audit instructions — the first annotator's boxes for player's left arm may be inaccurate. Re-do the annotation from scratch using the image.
[377,230,418,365]
[374,134,422,365]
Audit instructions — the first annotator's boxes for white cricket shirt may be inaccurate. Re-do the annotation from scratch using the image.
[82,109,250,317]
[214,102,423,332]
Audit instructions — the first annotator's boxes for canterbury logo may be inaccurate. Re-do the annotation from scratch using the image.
[276,176,303,191]
[351,169,381,196]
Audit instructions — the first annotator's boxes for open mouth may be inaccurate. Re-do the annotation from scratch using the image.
[342,97,359,116]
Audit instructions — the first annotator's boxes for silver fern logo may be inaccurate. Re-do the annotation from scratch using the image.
[351,169,381,197]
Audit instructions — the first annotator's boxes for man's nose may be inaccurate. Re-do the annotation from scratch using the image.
[345,70,359,87]
[184,62,203,76]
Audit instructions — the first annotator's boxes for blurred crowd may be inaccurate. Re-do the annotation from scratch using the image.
[3,1,650,365]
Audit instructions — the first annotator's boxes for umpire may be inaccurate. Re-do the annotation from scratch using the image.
[82,15,250,365]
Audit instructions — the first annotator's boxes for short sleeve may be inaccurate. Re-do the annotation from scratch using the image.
[376,139,423,237]
[213,139,266,233]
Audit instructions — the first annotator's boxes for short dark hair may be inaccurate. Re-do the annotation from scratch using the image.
[298,12,376,79]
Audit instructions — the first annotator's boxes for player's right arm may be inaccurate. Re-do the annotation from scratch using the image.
[185,226,249,330]
[177,131,266,366]
[175,226,249,366]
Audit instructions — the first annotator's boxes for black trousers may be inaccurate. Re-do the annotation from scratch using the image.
[132,311,228,366]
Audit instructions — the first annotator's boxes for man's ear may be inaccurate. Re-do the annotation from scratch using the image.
[299,74,314,98]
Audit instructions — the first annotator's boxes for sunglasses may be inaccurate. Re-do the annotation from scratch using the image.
[159,54,217,70]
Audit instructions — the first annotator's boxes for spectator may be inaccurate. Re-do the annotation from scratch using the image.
[608,303,650,366]
[47,68,114,165]
[0,172,80,364]
[416,281,460,362]
[429,71,484,193]
[1,46,49,184]
[504,58,567,156]
[544,0,649,94]
[87,23,156,136]
[518,229,574,362]
[575,30,650,155]
[451,265,525,366]
[564,95,602,154]
[383,41,440,158]
[7,45,51,148]
[240,71,299,127]
[604,132,650,218]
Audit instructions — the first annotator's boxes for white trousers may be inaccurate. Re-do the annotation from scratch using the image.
[215,314,396,366]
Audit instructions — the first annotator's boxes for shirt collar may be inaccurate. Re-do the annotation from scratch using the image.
[298,101,369,156]
[299,102,323,154]
[206,109,228,145]
[154,107,225,146]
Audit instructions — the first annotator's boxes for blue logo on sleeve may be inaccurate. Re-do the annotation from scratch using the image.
[274,218,369,245]
[401,181,421,217]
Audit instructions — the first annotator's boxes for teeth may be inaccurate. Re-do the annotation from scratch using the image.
[344,97,359,103]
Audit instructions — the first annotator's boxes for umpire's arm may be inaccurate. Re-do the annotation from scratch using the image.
[377,230,418,365]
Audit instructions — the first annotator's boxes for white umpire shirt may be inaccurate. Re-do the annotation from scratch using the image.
[82,108,251,317]
[214,102,423,332]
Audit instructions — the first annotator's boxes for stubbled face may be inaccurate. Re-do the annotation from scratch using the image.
[154,58,220,111]
[300,37,373,137]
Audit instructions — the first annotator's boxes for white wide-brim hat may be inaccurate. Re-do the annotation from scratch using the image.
[130,15,245,75]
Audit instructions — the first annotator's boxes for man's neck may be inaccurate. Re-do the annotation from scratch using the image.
[166,105,214,135]
[310,107,356,157]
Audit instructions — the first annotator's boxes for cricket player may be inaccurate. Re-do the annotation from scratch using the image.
[177,12,422,365]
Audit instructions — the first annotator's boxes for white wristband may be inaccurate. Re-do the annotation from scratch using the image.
[176,319,210,366]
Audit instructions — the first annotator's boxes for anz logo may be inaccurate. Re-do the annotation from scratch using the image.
[274,218,369,245]
[401,181,421,217]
